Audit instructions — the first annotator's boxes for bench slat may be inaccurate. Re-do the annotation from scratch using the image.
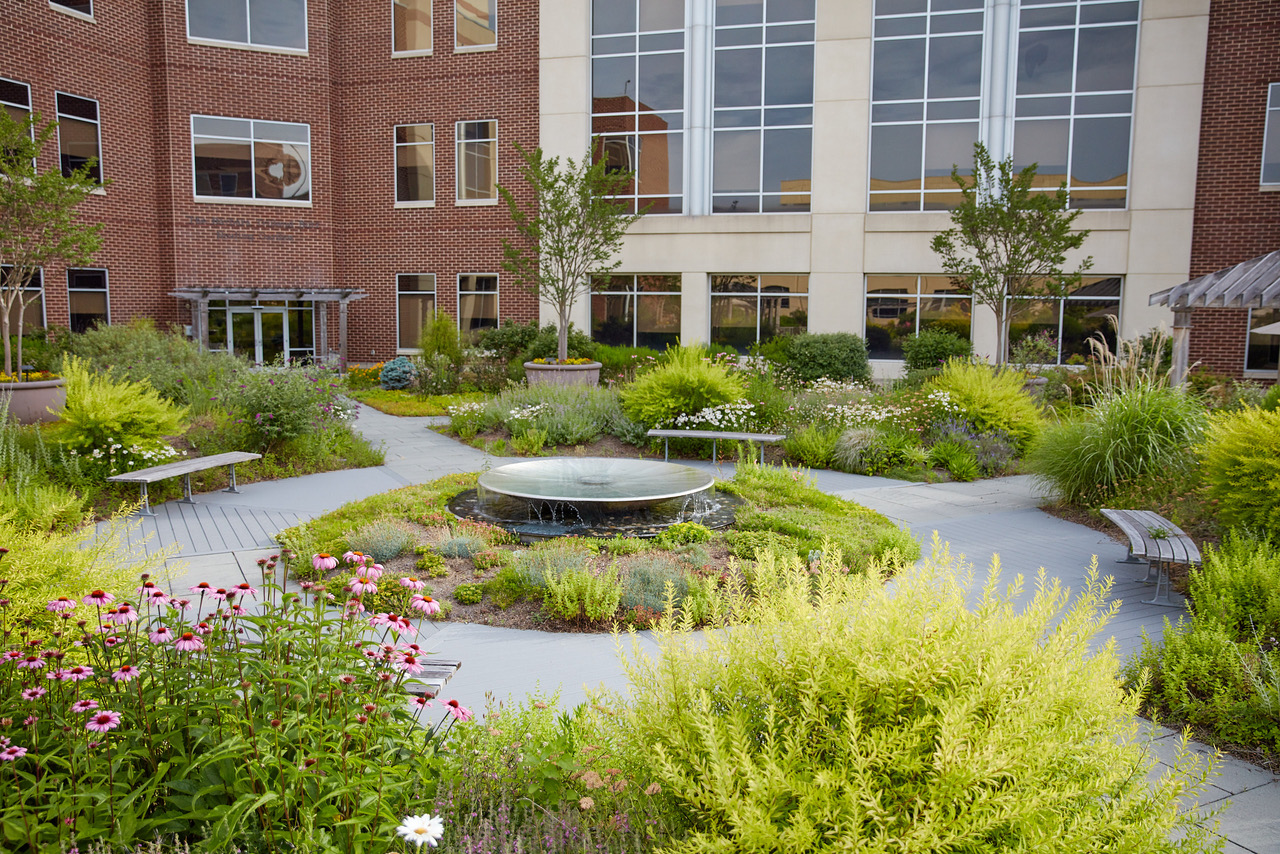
[646,429,785,442]
[107,452,262,484]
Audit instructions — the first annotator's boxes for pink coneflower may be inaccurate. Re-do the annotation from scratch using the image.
[147,626,174,644]
[208,588,229,602]
[85,711,121,733]
[4,650,22,662]
[82,590,113,606]
[17,655,44,670]
[397,654,425,675]
[46,668,68,681]
[109,604,138,625]
[0,745,27,761]
[71,699,99,713]
[355,714,368,724]
[367,563,385,579]
[103,636,122,649]
[168,598,191,612]
[193,622,213,636]
[23,716,36,726]
[345,600,366,616]
[412,696,433,709]
[399,576,426,591]
[342,550,366,566]
[338,674,356,684]
[174,633,204,653]
[384,614,415,637]
[111,665,141,683]
[46,597,76,612]
[361,647,380,661]
[65,665,93,682]
[136,582,168,604]
[312,553,338,572]
[20,687,45,701]
[190,582,213,594]
[445,699,474,722]
[410,595,441,615]
[232,582,257,598]
[348,577,378,596]
[146,590,169,606]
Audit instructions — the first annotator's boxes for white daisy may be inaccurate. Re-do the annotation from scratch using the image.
[395,813,444,848]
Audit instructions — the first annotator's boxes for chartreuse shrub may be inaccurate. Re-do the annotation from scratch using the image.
[926,359,1042,451]
[1199,406,1280,531]
[599,546,1220,854]
[1028,384,1207,507]
[1128,531,1280,754]
[620,345,745,428]
[57,355,187,476]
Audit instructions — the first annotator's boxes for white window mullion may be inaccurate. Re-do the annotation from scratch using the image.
[983,0,1016,162]
[687,0,711,217]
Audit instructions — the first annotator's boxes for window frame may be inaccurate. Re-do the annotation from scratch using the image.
[457,273,499,343]
[394,123,436,207]
[190,114,313,206]
[1004,277,1124,366]
[0,78,34,168]
[862,275,974,361]
[49,0,94,21]
[67,267,110,333]
[185,0,309,55]
[455,120,498,205]
[454,0,497,52]
[709,273,809,353]
[392,0,434,56]
[589,274,683,349]
[1263,82,1280,188]
[1245,307,1280,373]
[396,273,437,352]
[55,91,102,184]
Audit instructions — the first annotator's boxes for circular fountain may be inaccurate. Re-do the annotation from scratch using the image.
[447,457,741,539]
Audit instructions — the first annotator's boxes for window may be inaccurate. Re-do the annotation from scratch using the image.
[50,0,93,16]
[590,274,681,349]
[187,0,308,52]
[395,124,435,204]
[0,78,30,126]
[456,121,497,203]
[1246,308,1279,372]
[710,274,807,352]
[864,275,972,360]
[458,274,498,343]
[1007,276,1122,365]
[394,0,433,53]
[397,274,436,349]
[711,0,815,213]
[205,300,314,364]
[0,267,45,335]
[56,93,101,183]
[67,268,108,333]
[1263,83,1280,187]
[456,0,496,50]
[192,116,311,202]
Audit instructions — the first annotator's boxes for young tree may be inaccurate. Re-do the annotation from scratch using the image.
[931,143,1093,365]
[0,108,103,378]
[499,144,642,363]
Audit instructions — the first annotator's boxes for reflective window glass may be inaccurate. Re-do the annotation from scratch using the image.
[1247,308,1280,372]
[191,115,310,202]
[395,123,435,203]
[456,121,497,202]
[188,0,306,50]
[397,274,436,349]
[56,94,101,183]
[393,0,433,52]
[1263,83,1280,186]
[710,274,807,352]
[456,0,496,48]
[458,275,498,343]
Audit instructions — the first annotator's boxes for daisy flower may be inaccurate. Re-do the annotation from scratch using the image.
[17,655,45,670]
[444,699,473,722]
[395,814,444,848]
[65,665,93,682]
[232,582,258,598]
[0,745,27,761]
[148,626,174,645]
[349,577,378,596]
[366,563,385,579]
[399,576,426,591]
[109,604,139,625]
[86,711,121,733]
[168,598,192,612]
[342,550,366,565]
[397,654,425,675]
[174,633,205,653]
[112,665,141,683]
[20,687,46,701]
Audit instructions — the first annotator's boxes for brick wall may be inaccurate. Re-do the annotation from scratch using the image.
[0,0,538,362]
[1188,0,1280,379]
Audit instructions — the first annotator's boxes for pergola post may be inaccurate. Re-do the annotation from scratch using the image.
[1171,309,1192,387]
[316,301,329,366]
[338,296,350,374]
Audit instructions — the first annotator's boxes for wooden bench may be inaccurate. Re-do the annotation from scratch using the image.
[647,428,786,465]
[1100,508,1201,607]
[402,658,463,700]
[108,451,262,516]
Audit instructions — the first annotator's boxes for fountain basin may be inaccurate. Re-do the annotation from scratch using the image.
[447,457,740,539]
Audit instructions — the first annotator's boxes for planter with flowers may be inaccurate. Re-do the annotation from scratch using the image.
[0,370,65,424]
[523,356,602,387]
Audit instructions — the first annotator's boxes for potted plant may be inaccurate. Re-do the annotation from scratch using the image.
[0,109,103,422]
[499,143,642,385]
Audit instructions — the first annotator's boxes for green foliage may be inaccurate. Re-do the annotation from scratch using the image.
[620,345,746,428]
[930,142,1093,364]
[901,328,974,372]
[620,555,691,614]
[1028,384,1207,506]
[831,426,925,477]
[1192,531,1280,639]
[594,343,662,384]
[780,332,871,383]
[345,518,419,563]
[414,353,462,396]
[511,426,548,455]
[380,355,417,390]
[781,423,840,469]
[483,564,541,608]
[0,481,89,531]
[453,582,485,605]
[418,309,464,366]
[927,438,979,481]
[654,522,713,548]
[542,561,623,625]
[478,319,542,362]
[416,550,449,578]
[500,145,643,362]
[604,548,1218,854]
[519,322,598,364]
[232,363,355,453]
[1200,407,1280,532]
[1260,383,1280,412]
[456,384,632,447]
[926,416,1019,477]
[926,360,1043,451]
[438,535,486,560]
[58,355,187,474]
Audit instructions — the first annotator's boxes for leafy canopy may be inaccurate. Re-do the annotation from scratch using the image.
[931,143,1092,364]
[499,144,642,362]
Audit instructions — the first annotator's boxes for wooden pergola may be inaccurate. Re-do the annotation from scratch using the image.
[169,287,367,368]
[1149,249,1280,384]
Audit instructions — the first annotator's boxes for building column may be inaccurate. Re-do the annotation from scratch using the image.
[681,271,709,346]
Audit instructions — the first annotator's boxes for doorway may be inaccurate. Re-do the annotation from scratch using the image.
[208,301,315,364]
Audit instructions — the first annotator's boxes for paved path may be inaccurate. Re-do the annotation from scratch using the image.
[110,404,1277,853]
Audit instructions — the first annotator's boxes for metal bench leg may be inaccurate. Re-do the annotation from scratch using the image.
[223,463,242,494]
[1140,558,1159,584]
[178,473,197,505]
[712,439,717,463]
[137,483,156,517]
[1117,546,1146,566]
[1142,560,1181,607]
[663,438,669,462]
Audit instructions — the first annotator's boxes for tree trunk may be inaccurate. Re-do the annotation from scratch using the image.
[558,308,570,363]
[0,295,12,378]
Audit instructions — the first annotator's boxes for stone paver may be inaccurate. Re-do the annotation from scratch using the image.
[112,403,1276,852]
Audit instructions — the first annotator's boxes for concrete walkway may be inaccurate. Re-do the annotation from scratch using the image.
[122,404,1277,853]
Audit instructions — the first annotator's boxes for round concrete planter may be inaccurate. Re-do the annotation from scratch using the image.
[523,361,602,387]
[0,377,67,424]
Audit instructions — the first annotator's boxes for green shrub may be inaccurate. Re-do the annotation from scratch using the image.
[483,564,541,608]
[927,438,979,481]
[620,555,690,613]
[595,343,662,383]
[1260,383,1280,412]
[781,424,839,468]
[0,481,89,531]
[413,353,461,396]
[780,332,871,383]
[234,363,355,453]
[620,345,745,428]
[418,309,464,366]
[511,426,548,455]
[1191,531,1280,639]
[416,550,449,578]
[606,549,1219,854]
[345,518,418,562]
[1200,407,1280,531]
[520,323,598,364]
[926,417,1020,477]
[542,561,623,624]
[654,521,713,547]
[1028,384,1207,506]
[831,426,924,476]
[453,582,484,605]
[58,355,187,475]
[380,355,417,390]
[900,328,973,372]
[438,535,486,560]
[926,360,1043,452]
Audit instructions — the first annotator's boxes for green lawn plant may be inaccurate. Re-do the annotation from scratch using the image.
[620,345,745,429]
[900,328,973,373]
[926,359,1043,452]
[1199,406,1280,532]
[774,332,871,383]
[0,551,472,853]
[232,363,356,454]
[601,545,1219,854]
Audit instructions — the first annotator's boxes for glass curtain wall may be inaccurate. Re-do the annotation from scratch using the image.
[590,274,681,348]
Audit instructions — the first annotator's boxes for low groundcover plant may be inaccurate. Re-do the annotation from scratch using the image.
[0,550,471,853]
